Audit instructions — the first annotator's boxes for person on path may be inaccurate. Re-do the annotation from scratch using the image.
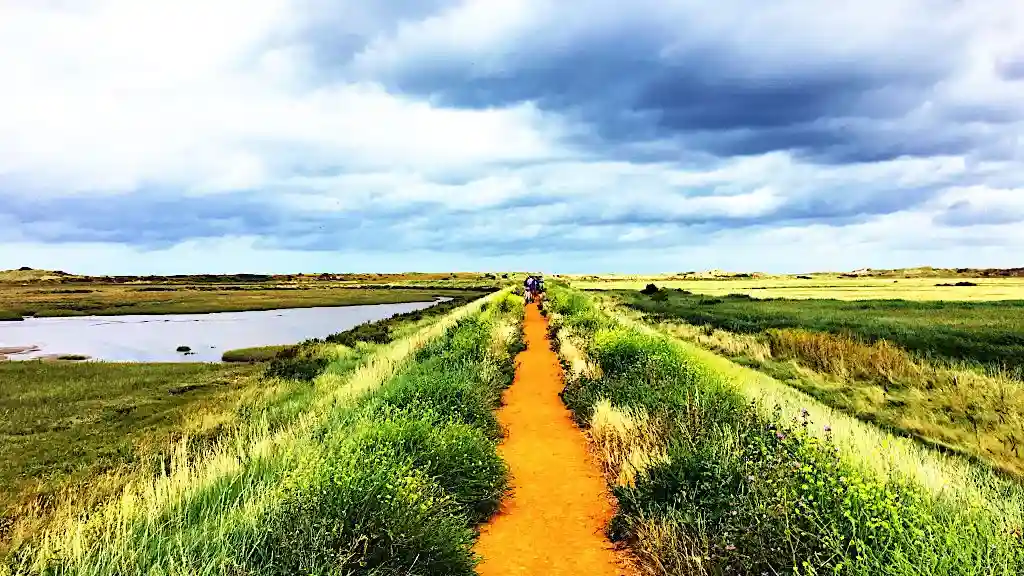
[532,274,545,305]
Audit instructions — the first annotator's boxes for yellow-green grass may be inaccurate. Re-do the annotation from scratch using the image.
[604,287,1024,476]
[0,362,261,551]
[0,291,495,560]
[572,276,1024,301]
[546,285,1024,575]
[220,345,292,363]
[4,290,510,574]
[0,282,486,319]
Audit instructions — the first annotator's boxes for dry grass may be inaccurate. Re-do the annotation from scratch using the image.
[600,281,1024,477]
[573,276,1024,301]
[589,400,669,488]
[765,328,921,383]
[656,321,1024,476]
[664,322,770,362]
[632,516,710,576]
[554,326,603,382]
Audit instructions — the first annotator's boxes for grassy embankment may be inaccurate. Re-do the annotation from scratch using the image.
[546,284,1024,575]
[2,291,515,572]
[607,288,1024,476]
[220,296,478,363]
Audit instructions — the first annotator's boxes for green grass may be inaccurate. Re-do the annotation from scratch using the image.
[608,289,1024,476]
[571,274,1024,301]
[0,362,260,533]
[0,281,491,319]
[4,290,517,575]
[220,345,292,363]
[546,285,1024,576]
[613,289,1024,373]
[0,292,494,560]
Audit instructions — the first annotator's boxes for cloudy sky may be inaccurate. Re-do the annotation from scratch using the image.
[2,0,1023,274]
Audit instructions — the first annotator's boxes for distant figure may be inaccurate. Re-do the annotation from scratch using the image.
[524,275,536,303]
[524,274,545,305]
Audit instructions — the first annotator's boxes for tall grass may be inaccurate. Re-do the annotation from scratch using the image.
[5,291,519,575]
[612,291,1024,477]
[546,285,1024,576]
[615,289,1024,374]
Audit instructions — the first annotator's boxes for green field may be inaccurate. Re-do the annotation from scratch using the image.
[611,289,1024,371]
[0,282,490,320]
[0,362,259,530]
[2,290,518,573]
[605,288,1024,476]
[572,275,1024,301]
[547,285,1024,575]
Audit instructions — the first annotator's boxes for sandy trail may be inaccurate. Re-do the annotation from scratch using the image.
[474,303,632,576]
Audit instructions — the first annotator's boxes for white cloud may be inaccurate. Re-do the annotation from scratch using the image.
[0,0,565,196]
[1,0,1023,272]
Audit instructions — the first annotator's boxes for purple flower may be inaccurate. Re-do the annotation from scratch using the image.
[824,425,832,432]
[775,431,785,440]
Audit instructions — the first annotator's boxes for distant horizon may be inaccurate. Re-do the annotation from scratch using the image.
[5,263,1023,278]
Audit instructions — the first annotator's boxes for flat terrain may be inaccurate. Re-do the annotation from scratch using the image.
[613,290,1024,371]
[5,290,516,575]
[573,275,1024,300]
[609,287,1024,477]
[0,283,487,319]
[0,361,260,533]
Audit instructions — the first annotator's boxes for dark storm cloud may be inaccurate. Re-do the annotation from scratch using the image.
[355,3,1018,165]
[0,189,427,250]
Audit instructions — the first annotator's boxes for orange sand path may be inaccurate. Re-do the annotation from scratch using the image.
[474,303,633,576]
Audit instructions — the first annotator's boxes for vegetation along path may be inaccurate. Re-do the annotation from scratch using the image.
[474,302,632,575]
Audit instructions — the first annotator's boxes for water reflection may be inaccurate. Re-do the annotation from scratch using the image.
[0,300,445,363]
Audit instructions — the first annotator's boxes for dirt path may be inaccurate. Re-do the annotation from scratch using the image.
[474,303,632,576]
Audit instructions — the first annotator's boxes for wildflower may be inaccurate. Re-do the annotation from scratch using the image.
[747,475,755,482]
[801,408,809,417]
[824,425,831,432]
[775,431,785,440]
[725,544,737,551]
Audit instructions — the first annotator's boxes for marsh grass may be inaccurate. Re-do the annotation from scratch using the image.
[615,289,1024,374]
[0,362,261,544]
[546,285,1024,576]
[4,291,514,574]
[219,345,291,363]
[612,291,1024,477]
[0,281,485,318]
